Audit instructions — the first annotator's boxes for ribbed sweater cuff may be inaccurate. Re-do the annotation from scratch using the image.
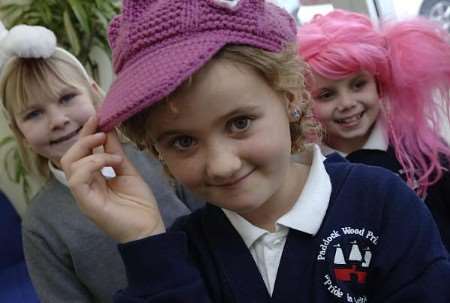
[118,232,198,295]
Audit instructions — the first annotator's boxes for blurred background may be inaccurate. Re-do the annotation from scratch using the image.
[272,0,450,29]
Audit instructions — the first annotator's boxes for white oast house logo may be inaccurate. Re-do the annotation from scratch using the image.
[212,0,241,9]
[317,226,379,303]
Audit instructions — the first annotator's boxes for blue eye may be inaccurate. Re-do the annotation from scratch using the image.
[229,116,251,132]
[23,110,42,121]
[172,136,195,151]
[60,93,77,104]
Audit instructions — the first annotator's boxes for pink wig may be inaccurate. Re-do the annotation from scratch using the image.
[298,9,450,197]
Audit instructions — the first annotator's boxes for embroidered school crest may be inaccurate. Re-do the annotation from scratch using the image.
[316,226,378,302]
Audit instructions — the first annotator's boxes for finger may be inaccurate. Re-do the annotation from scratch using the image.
[79,116,99,138]
[61,132,106,176]
[103,130,126,157]
[67,153,123,189]
[104,131,141,176]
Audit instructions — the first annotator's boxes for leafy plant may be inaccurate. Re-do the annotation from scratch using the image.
[0,136,32,201]
[0,0,120,81]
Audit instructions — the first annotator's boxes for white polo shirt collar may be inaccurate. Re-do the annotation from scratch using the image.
[48,161,68,186]
[48,161,116,187]
[223,144,332,248]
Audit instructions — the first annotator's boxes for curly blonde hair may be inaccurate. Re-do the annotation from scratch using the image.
[121,44,322,156]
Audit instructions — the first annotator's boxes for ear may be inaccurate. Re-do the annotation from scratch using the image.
[281,93,294,113]
[283,92,302,123]
[91,81,100,93]
[89,81,105,110]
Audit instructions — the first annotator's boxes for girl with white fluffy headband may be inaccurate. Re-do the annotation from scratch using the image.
[0,23,199,303]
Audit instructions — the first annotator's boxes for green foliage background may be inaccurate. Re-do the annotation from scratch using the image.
[0,0,120,81]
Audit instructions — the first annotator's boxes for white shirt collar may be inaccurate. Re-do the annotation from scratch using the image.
[48,161,116,187]
[362,119,389,151]
[321,119,389,157]
[223,144,332,248]
[48,160,68,186]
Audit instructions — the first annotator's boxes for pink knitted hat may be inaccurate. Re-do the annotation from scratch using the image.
[98,0,296,131]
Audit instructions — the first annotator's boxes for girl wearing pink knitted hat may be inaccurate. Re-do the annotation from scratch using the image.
[62,1,450,302]
[297,9,450,251]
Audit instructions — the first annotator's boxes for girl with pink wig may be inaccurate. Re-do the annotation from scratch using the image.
[298,9,450,251]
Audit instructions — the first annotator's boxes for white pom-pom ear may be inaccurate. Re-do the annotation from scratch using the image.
[0,22,10,69]
[0,22,7,41]
[3,25,56,59]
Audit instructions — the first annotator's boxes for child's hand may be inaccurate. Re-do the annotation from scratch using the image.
[61,117,165,243]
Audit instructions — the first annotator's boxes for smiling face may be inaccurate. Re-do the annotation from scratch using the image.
[13,76,96,167]
[311,71,381,154]
[147,59,305,224]
[2,55,102,177]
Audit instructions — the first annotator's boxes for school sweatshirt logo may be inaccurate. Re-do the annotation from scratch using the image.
[317,226,379,303]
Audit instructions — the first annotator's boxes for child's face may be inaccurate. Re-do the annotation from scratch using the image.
[311,71,381,153]
[14,77,96,167]
[147,59,301,215]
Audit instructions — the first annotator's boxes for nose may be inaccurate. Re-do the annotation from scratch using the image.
[204,142,242,184]
[336,90,356,111]
[48,106,70,130]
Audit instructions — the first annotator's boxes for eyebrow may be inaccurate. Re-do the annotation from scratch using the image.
[350,74,365,81]
[16,86,81,115]
[221,105,260,120]
[155,104,260,143]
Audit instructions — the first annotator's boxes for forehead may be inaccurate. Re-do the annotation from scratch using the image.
[313,70,373,87]
[147,59,279,129]
[8,62,86,113]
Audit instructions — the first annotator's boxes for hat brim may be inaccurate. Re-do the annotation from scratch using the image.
[98,35,228,131]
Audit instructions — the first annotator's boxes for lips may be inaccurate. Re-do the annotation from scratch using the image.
[209,169,255,187]
[50,127,81,145]
[335,112,364,126]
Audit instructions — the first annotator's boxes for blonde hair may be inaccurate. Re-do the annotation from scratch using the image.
[1,51,102,179]
[121,44,322,156]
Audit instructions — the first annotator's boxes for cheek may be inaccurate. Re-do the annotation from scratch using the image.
[369,99,381,114]
[73,103,96,122]
[241,128,291,167]
[16,123,46,146]
[312,103,331,122]
[165,157,204,188]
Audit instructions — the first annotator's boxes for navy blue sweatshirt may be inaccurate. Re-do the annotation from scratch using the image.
[114,156,450,302]
[347,146,450,252]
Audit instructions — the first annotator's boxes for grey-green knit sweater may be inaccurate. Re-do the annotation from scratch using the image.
[22,144,200,303]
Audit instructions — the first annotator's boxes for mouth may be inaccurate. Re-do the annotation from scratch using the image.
[335,111,364,127]
[210,169,256,188]
[50,127,82,145]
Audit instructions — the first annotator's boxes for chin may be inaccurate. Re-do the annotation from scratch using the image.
[217,195,264,213]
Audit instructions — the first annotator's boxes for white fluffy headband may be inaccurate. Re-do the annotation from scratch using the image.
[0,22,90,121]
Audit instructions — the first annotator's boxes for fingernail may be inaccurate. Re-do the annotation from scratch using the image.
[112,155,122,161]
[94,132,105,139]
